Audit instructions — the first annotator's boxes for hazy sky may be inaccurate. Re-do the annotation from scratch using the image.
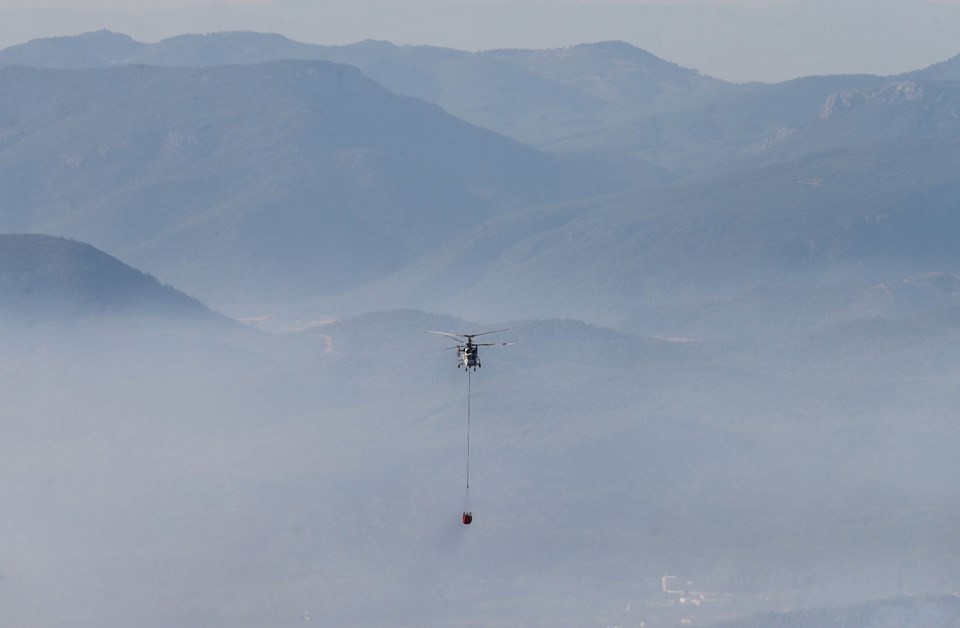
[3,0,960,81]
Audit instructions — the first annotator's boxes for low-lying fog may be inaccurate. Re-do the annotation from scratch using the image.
[2,308,958,627]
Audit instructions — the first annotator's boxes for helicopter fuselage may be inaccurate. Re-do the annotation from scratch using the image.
[458,344,480,369]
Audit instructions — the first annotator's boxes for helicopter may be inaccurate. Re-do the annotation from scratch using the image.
[428,329,512,371]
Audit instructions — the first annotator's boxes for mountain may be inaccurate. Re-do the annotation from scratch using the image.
[556,73,883,172]
[0,33,723,107]
[0,60,611,306]
[327,129,960,328]
[5,32,960,328]
[908,54,960,81]
[0,32,726,166]
[313,39,727,150]
[483,40,721,107]
[0,234,213,321]
[4,0,960,81]
[11,31,950,178]
[20,32,960,179]
[775,79,960,153]
[0,29,143,68]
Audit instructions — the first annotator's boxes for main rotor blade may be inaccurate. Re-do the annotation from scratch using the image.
[467,328,509,338]
[428,330,465,341]
[475,342,515,347]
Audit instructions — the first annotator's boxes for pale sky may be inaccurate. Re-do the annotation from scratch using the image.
[2,0,960,82]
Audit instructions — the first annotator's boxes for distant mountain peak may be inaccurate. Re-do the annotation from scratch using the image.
[43,29,133,44]
[569,40,704,72]
[80,30,132,41]
[158,31,297,45]
[575,40,655,55]
[0,29,143,68]
[349,38,400,50]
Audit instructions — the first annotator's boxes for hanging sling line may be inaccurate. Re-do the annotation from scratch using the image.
[466,368,471,491]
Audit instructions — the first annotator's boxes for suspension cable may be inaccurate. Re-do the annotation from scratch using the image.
[466,368,471,491]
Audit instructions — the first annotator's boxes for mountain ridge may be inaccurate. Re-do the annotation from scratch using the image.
[0,233,217,321]
[4,32,960,329]
[0,31,727,155]
[0,59,613,306]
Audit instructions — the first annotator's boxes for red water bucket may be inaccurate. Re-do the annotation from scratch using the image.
[461,512,473,525]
